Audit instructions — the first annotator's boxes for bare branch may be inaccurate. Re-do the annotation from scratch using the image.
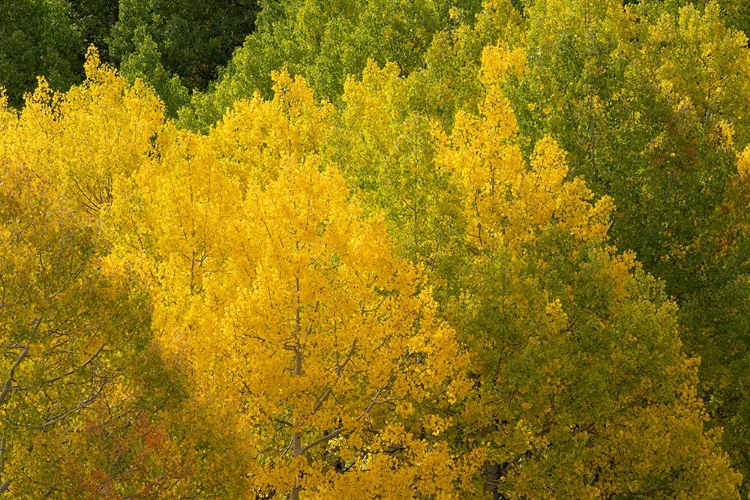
[299,427,346,455]
[312,339,357,413]
[358,388,384,421]
[360,295,387,314]
[42,343,106,385]
[40,383,105,431]
[0,345,29,407]
[336,339,357,376]
[312,387,332,414]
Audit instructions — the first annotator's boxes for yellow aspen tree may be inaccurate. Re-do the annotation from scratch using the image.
[210,70,334,193]
[223,154,469,499]
[0,48,163,220]
[110,72,474,498]
[437,45,741,499]
[0,53,243,498]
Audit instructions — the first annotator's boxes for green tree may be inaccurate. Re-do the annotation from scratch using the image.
[318,43,742,496]
[404,0,524,127]
[633,0,750,44]
[0,0,82,107]
[439,44,741,498]
[183,0,484,129]
[505,0,750,489]
[717,0,750,38]
[111,0,260,91]
[68,0,119,64]
[329,61,470,306]
[119,27,190,117]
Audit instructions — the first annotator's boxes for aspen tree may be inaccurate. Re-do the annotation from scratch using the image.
[437,45,741,499]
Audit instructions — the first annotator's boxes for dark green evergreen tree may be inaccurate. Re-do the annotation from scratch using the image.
[0,0,82,107]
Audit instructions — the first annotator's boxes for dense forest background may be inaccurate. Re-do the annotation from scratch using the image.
[3,0,750,498]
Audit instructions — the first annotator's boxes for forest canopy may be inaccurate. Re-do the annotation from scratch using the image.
[2,0,750,498]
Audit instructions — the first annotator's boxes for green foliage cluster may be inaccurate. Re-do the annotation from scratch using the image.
[111,0,259,90]
[182,0,485,128]
[0,0,259,114]
[0,0,81,107]
[508,0,750,485]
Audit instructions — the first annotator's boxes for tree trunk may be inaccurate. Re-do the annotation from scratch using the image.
[484,461,502,500]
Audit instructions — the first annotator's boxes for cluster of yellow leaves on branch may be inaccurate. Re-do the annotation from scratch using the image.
[0,45,742,498]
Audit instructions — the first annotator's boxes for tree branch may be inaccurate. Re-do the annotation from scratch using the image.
[42,343,106,385]
[312,339,358,413]
[0,345,29,407]
[299,427,347,455]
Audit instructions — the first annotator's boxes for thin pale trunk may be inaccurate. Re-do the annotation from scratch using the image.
[291,276,303,500]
